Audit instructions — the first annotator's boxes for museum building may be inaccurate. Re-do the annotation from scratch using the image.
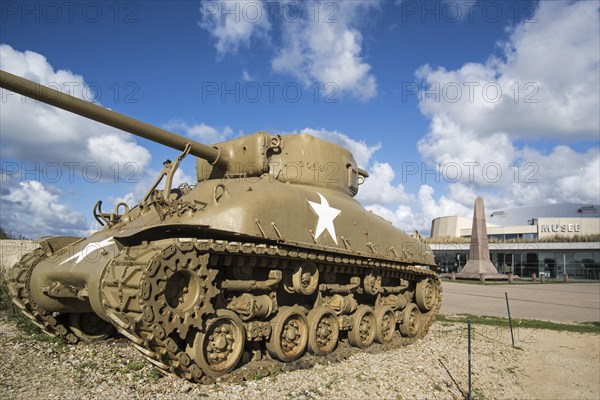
[429,203,600,279]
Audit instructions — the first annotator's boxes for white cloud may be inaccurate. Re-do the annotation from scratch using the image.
[417,114,517,188]
[363,142,600,235]
[415,185,472,229]
[0,181,90,238]
[163,120,234,143]
[198,0,271,57]
[87,135,152,172]
[0,44,154,237]
[357,162,413,205]
[199,1,380,101]
[272,1,380,101]
[416,1,599,139]
[294,127,380,168]
[109,192,137,209]
[365,185,473,234]
[347,1,600,235]
[242,69,254,82]
[410,0,600,229]
[0,44,152,181]
[511,146,600,205]
[107,164,196,211]
[172,167,195,188]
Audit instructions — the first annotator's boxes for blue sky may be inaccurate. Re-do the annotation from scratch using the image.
[1,0,599,238]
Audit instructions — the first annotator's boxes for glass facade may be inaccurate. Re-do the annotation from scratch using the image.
[433,249,600,279]
[434,250,469,273]
[487,233,538,241]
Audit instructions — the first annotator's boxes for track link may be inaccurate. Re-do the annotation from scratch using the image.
[6,248,80,344]
[101,239,442,384]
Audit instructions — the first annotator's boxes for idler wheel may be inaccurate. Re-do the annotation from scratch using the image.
[306,307,339,355]
[400,303,422,338]
[415,278,438,312]
[266,306,309,362]
[348,305,376,348]
[68,312,115,342]
[189,310,245,378]
[373,305,396,344]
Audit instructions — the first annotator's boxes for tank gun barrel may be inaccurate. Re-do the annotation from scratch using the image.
[0,70,222,165]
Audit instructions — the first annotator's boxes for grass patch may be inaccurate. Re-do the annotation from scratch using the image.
[472,387,486,400]
[582,321,600,328]
[147,368,162,383]
[74,361,100,384]
[441,278,580,285]
[0,274,71,345]
[248,369,279,382]
[79,361,100,371]
[31,332,67,347]
[0,275,13,311]
[0,274,23,318]
[125,360,146,372]
[248,371,267,381]
[437,313,600,334]
[0,274,43,336]
[427,233,600,244]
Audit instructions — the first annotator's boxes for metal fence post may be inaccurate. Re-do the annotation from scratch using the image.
[505,292,515,347]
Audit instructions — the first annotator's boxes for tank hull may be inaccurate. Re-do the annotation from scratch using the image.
[10,176,441,382]
[27,176,435,316]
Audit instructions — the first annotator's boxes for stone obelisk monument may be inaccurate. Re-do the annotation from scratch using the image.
[456,196,507,280]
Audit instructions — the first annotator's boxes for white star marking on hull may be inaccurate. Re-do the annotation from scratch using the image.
[308,192,341,245]
[60,237,115,265]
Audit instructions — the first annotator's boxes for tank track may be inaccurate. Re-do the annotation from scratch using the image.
[6,248,80,344]
[99,238,442,384]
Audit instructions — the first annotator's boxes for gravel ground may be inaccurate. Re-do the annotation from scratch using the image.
[0,310,535,400]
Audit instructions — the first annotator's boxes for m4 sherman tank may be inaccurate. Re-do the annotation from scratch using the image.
[1,70,441,383]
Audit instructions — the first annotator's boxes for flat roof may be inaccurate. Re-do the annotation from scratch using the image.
[429,242,600,251]
[488,204,599,226]
[433,203,599,226]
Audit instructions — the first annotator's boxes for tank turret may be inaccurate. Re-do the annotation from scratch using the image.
[1,69,441,383]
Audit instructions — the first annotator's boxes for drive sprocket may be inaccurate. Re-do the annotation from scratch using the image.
[138,242,219,341]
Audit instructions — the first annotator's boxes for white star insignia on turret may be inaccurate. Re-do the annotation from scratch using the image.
[308,193,341,245]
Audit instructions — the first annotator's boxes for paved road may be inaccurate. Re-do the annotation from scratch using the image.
[440,281,600,323]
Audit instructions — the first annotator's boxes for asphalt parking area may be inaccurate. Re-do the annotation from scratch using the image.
[440,281,600,323]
